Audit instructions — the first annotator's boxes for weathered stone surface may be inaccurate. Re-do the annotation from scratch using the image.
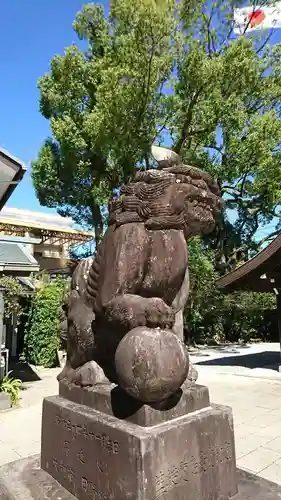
[1,455,281,500]
[57,257,96,378]
[59,380,210,427]
[58,152,222,402]
[235,469,281,499]
[41,395,237,500]
[114,327,189,402]
[0,393,11,411]
[0,455,76,499]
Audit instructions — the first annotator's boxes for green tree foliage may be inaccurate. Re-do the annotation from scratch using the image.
[33,0,281,265]
[32,0,178,244]
[32,0,281,345]
[174,0,281,271]
[185,238,276,345]
[0,276,27,319]
[24,280,66,368]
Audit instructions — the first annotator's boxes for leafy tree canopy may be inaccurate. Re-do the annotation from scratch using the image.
[32,0,178,243]
[32,0,281,267]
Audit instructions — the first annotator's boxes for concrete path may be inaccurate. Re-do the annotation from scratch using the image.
[201,371,281,484]
[0,366,59,466]
[1,344,281,485]
[189,341,281,379]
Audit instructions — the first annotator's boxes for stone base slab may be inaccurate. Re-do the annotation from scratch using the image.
[41,395,237,500]
[1,456,281,500]
[59,380,210,427]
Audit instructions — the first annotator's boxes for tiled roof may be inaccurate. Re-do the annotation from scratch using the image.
[0,242,37,266]
[0,148,26,209]
[216,231,281,293]
[0,207,94,239]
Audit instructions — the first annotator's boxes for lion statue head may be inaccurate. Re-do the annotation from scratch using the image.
[108,148,221,239]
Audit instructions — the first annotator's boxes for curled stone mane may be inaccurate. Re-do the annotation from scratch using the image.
[108,165,221,234]
[58,155,222,405]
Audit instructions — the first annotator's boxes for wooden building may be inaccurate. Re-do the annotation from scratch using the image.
[0,207,93,275]
[0,148,94,370]
[0,147,26,209]
[0,147,27,378]
[216,234,281,294]
[217,233,281,367]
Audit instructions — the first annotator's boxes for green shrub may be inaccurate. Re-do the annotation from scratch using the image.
[0,276,27,319]
[0,372,22,406]
[24,279,66,367]
[184,238,276,345]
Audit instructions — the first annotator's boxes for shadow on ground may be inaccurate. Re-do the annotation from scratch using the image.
[8,361,41,382]
[195,351,280,371]
[189,344,250,357]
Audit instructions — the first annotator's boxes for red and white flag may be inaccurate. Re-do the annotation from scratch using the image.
[234,2,281,33]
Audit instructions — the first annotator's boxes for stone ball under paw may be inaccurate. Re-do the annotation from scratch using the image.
[114,327,189,403]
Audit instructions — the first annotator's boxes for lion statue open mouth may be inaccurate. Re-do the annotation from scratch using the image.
[58,148,222,401]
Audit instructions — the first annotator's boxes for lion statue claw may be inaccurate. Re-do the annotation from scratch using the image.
[58,148,221,398]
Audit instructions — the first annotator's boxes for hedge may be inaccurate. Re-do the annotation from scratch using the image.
[184,238,276,345]
[24,279,65,367]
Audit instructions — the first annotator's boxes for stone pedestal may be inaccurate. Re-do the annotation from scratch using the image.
[41,383,238,500]
[58,379,210,426]
[2,456,281,500]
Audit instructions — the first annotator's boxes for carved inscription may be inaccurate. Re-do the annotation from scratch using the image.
[55,415,119,453]
[53,452,113,499]
[63,440,70,457]
[53,416,119,498]
[77,449,86,464]
[155,442,233,498]
[53,459,75,484]
[81,477,114,500]
[97,460,108,474]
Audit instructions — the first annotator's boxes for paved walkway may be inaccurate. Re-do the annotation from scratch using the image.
[1,343,281,486]
[201,372,281,484]
[0,366,59,466]
[190,341,281,379]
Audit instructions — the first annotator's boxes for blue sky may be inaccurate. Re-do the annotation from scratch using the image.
[1,1,280,241]
[0,0,107,213]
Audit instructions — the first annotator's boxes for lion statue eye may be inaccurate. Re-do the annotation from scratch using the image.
[176,179,181,184]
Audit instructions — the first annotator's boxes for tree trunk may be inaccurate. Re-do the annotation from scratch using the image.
[92,204,103,248]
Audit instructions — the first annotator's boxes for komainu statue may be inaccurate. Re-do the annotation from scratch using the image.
[58,147,221,403]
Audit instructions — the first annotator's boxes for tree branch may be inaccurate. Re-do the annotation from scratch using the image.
[189,126,214,137]
[256,28,275,55]
[202,6,215,56]
[91,203,103,247]
[270,210,281,218]
[173,87,204,154]
[222,185,240,194]
[256,229,281,249]
[242,0,259,36]
[205,144,223,154]
[144,154,150,170]
[239,173,249,197]
[153,114,172,143]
